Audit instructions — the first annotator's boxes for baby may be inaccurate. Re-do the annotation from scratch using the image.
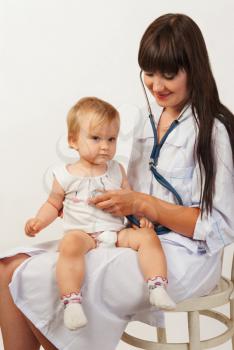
[25,97,175,331]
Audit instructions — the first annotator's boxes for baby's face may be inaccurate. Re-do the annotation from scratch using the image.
[73,116,119,166]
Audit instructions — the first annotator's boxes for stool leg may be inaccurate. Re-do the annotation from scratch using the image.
[230,298,234,349]
[157,327,167,343]
[188,311,201,350]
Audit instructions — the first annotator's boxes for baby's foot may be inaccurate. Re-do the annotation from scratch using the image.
[64,303,88,330]
[149,286,176,310]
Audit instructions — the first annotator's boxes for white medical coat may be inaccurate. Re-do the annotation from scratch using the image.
[2,104,233,350]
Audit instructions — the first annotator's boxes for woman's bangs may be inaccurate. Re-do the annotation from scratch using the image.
[139,31,188,74]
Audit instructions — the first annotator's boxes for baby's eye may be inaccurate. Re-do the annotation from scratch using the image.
[108,137,116,142]
[92,136,100,141]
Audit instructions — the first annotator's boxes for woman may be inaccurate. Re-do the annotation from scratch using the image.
[1,13,234,350]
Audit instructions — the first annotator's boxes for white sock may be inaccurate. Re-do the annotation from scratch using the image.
[147,276,176,310]
[61,292,87,330]
[64,303,87,330]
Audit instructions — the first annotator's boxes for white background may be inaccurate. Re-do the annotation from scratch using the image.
[1,0,234,349]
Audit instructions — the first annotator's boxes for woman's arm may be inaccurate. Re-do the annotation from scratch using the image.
[89,189,200,238]
[119,163,131,190]
[139,193,200,238]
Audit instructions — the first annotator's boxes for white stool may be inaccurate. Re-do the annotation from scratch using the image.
[121,253,234,350]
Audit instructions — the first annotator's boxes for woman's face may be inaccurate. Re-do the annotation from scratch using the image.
[143,69,189,112]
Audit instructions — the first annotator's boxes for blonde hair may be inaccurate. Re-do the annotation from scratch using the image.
[67,97,120,146]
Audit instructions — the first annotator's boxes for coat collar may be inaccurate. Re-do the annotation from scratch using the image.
[135,104,193,147]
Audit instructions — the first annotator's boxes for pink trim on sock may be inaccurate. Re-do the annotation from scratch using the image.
[147,276,168,290]
[147,276,168,283]
[61,291,82,306]
[61,291,82,300]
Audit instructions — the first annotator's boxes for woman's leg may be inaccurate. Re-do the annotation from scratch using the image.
[0,254,58,350]
[0,254,40,350]
[26,320,58,350]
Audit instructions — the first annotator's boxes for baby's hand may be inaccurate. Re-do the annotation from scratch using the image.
[139,217,154,229]
[25,218,44,237]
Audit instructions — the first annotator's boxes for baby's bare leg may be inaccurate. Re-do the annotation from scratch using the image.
[117,228,175,310]
[56,230,95,295]
[56,230,96,330]
[117,227,167,280]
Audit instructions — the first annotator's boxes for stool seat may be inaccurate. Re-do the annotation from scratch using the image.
[121,254,234,350]
[175,276,233,312]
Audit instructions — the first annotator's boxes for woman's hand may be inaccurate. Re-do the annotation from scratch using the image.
[88,189,142,217]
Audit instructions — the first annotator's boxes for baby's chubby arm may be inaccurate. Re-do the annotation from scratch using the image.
[119,163,131,191]
[119,163,153,229]
[25,178,64,237]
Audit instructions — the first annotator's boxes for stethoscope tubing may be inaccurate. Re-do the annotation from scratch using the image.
[126,71,184,235]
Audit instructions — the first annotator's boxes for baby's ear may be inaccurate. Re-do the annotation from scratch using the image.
[68,134,78,150]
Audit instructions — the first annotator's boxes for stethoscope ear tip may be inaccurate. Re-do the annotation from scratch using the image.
[139,70,153,116]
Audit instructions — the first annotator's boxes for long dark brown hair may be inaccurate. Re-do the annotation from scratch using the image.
[138,13,234,214]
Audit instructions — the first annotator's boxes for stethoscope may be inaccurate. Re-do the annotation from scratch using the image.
[126,70,184,235]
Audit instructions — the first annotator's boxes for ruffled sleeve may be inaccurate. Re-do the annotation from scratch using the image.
[52,164,70,192]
